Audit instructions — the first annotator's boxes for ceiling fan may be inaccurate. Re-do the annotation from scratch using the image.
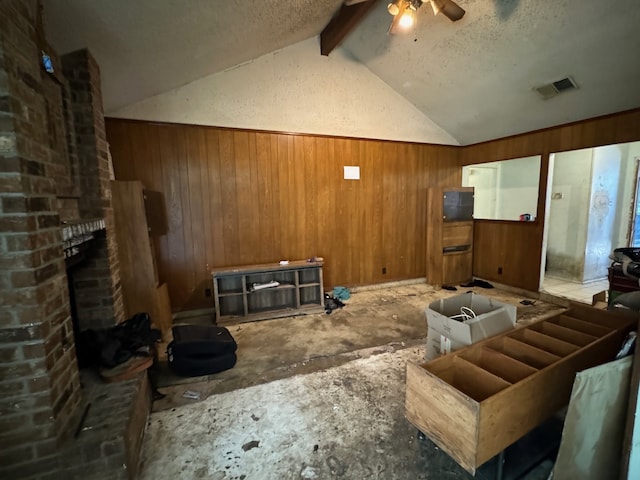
[321,0,465,56]
[385,0,465,33]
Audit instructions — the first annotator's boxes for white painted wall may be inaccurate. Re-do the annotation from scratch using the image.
[110,38,459,145]
[546,148,592,281]
[584,145,620,281]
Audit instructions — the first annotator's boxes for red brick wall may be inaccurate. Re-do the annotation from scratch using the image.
[0,1,127,478]
[0,1,82,477]
[62,50,125,331]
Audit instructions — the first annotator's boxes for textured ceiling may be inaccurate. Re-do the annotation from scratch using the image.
[42,0,343,113]
[43,0,640,145]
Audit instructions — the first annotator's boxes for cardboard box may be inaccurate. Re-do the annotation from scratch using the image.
[425,292,517,360]
[592,290,608,309]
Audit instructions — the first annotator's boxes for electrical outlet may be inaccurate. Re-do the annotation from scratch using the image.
[382,267,387,274]
[205,288,212,297]
[498,267,503,275]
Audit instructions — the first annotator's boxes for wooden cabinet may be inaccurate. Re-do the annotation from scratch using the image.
[212,260,324,323]
[405,303,637,474]
[426,187,474,288]
[111,181,172,337]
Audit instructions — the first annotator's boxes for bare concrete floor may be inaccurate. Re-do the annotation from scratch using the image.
[143,283,566,479]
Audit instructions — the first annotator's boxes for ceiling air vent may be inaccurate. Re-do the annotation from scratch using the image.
[534,76,578,100]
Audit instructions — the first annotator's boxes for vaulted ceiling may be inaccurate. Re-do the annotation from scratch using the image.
[43,0,640,145]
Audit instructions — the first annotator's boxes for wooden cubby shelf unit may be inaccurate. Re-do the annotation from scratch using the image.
[405,303,637,475]
[212,260,324,323]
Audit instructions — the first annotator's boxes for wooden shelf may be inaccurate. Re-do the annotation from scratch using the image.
[406,303,637,475]
[426,187,474,289]
[111,181,172,338]
[212,261,324,323]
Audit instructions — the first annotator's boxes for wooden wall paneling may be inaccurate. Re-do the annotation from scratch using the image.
[398,145,413,278]
[105,111,640,310]
[276,134,292,261]
[293,135,308,260]
[246,131,260,263]
[288,133,302,261]
[282,134,295,260]
[218,130,240,265]
[175,127,193,308]
[302,136,320,259]
[315,136,336,286]
[108,120,134,180]
[364,140,384,283]
[350,139,362,283]
[300,136,313,257]
[273,134,286,261]
[232,130,254,264]
[184,127,207,303]
[198,128,214,276]
[339,137,355,283]
[266,134,282,262]
[397,145,411,278]
[205,129,226,268]
[160,126,188,308]
[131,123,154,185]
[407,146,423,279]
[363,139,378,282]
[144,124,170,285]
[148,125,170,292]
[381,142,399,280]
[254,133,274,262]
[472,220,542,292]
[105,120,460,308]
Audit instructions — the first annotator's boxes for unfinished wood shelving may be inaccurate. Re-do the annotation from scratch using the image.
[212,260,324,323]
[405,303,637,474]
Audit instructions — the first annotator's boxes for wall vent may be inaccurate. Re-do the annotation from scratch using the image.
[534,76,578,99]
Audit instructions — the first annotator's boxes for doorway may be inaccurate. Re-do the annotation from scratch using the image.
[629,157,640,248]
[541,141,640,303]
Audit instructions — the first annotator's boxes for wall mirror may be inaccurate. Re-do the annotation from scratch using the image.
[462,155,542,221]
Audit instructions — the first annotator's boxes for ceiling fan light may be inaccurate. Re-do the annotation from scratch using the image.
[398,8,415,28]
[387,0,402,16]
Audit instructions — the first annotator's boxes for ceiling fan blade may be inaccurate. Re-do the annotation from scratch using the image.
[387,0,407,35]
[433,0,465,21]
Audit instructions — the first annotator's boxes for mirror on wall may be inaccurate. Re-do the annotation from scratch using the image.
[461,155,542,221]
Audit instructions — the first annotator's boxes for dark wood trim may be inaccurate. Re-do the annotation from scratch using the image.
[104,115,460,148]
[320,0,380,56]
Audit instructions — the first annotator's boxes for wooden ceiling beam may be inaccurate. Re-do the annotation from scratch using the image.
[320,0,380,56]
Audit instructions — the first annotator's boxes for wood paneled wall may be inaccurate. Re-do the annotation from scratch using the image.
[106,119,460,311]
[107,109,640,310]
[461,108,640,291]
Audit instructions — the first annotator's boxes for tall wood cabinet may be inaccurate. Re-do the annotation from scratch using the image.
[426,187,474,289]
[111,181,172,337]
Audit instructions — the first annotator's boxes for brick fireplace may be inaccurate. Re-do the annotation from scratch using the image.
[0,2,150,479]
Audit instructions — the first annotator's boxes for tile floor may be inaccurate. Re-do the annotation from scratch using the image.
[541,275,609,304]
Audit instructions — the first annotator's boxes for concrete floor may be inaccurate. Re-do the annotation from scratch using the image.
[143,282,566,479]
